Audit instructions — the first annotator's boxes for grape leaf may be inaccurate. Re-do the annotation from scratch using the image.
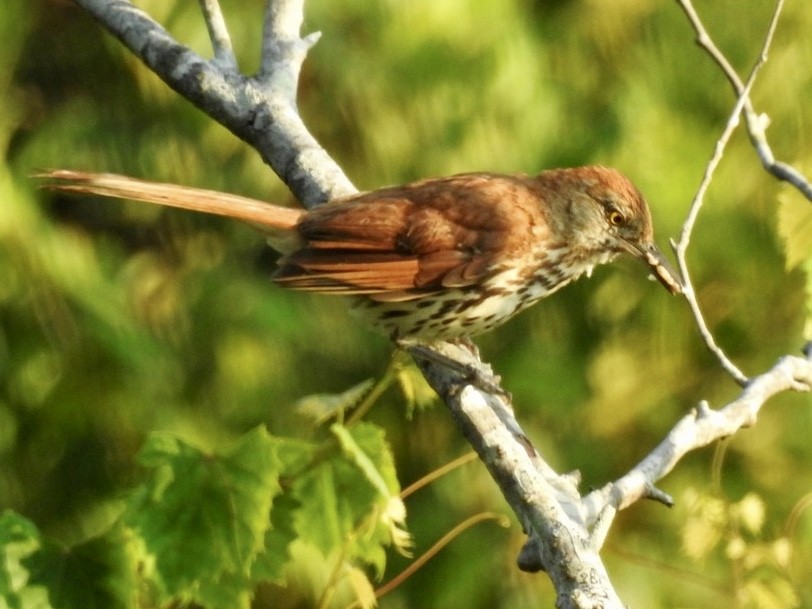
[126,426,282,609]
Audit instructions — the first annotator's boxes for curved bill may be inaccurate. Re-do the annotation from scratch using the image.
[623,241,684,295]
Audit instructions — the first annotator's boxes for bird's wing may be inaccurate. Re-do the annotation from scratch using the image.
[273,174,546,301]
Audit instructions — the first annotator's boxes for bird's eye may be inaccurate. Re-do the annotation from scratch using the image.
[607,210,624,227]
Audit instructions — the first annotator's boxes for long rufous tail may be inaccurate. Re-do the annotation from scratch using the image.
[37,170,303,231]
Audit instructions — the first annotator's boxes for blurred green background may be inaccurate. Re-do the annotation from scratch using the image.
[2,0,811,607]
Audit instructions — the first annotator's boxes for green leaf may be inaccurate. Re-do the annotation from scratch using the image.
[777,187,812,339]
[345,565,377,609]
[289,423,409,579]
[24,527,137,609]
[126,426,283,609]
[332,424,395,499]
[334,423,412,566]
[680,488,726,560]
[295,378,376,424]
[1,513,135,609]
[777,186,812,270]
[734,493,766,536]
[394,360,438,418]
[0,511,51,609]
[251,488,299,584]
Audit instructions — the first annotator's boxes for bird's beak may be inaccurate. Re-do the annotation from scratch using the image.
[622,240,684,295]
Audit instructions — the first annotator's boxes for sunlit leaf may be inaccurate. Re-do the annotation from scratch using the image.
[345,565,377,609]
[735,493,766,536]
[681,489,726,560]
[777,186,812,270]
[295,379,376,424]
[333,424,413,559]
[725,536,746,560]
[126,427,282,609]
[0,511,51,609]
[742,577,799,609]
[777,185,812,339]
[394,361,438,418]
[771,538,792,569]
[288,422,408,579]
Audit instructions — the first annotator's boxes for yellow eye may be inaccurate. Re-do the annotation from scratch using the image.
[608,210,624,226]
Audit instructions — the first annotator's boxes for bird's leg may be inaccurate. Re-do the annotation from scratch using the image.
[448,336,482,359]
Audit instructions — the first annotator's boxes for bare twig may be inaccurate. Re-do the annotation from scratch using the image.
[673,76,757,386]
[198,0,237,69]
[676,0,812,202]
[673,0,789,387]
[583,349,812,521]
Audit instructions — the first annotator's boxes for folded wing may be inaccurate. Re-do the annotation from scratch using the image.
[273,173,546,301]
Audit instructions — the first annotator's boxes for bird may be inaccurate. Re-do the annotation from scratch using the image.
[39,166,682,342]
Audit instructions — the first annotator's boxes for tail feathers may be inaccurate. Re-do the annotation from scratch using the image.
[37,170,303,231]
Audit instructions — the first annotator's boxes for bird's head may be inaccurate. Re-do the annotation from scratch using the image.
[540,166,683,294]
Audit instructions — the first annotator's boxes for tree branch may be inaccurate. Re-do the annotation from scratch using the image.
[673,54,762,387]
[198,0,237,69]
[676,0,812,202]
[73,0,355,207]
[673,0,791,387]
[583,347,812,520]
[410,343,624,608]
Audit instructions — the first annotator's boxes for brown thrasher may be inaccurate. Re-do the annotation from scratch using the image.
[40,167,682,341]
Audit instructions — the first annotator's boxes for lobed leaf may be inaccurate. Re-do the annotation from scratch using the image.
[126,426,283,609]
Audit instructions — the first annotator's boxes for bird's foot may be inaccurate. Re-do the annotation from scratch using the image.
[396,339,511,401]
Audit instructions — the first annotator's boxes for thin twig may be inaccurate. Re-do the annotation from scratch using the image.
[672,77,754,386]
[583,350,812,522]
[676,0,812,201]
[259,0,321,81]
[198,0,238,69]
[400,452,478,499]
[673,0,788,387]
[370,512,510,604]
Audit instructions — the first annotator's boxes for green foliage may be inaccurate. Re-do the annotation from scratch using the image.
[2,0,811,607]
[25,527,138,609]
[0,511,137,609]
[127,428,282,607]
[777,179,812,338]
[1,422,403,609]
[0,511,51,609]
[296,379,377,424]
[681,489,799,609]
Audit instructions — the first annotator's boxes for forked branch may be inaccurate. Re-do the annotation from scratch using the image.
[673,0,789,387]
[583,348,812,519]
[676,0,812,202]
[73,0,354,207]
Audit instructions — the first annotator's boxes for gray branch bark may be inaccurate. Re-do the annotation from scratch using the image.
[65,1,812,607]
[73,0,354,207]
[676,0,812,202]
